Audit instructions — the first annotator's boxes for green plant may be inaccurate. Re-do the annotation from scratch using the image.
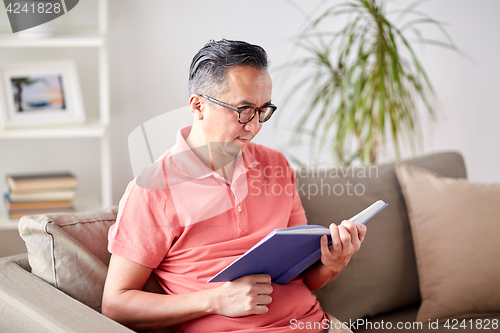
[281,0,460,166]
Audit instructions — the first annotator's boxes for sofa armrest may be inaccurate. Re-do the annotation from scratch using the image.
[0,254,134,333]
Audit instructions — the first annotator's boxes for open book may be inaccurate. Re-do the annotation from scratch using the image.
[208,200,388,285]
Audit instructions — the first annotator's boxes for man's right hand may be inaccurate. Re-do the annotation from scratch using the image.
[103,255,273,329]
[211,274,273,317]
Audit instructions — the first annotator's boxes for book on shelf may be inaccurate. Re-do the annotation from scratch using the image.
[6,189,76,202]
[6,172,77,192]
[3,193,72,210]
[3,171,78,219]
[7,206,75,219]
[208,200,388,285]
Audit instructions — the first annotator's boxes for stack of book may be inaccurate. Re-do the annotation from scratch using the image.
[4,172,77,219]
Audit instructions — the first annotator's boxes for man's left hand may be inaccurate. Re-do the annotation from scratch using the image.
[320,220,367,274]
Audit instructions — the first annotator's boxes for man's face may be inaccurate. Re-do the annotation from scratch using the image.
[201,65,272,154]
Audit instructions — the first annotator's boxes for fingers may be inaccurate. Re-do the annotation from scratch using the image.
[250,274,272,284]
[255,294,273,306]
[320,234,330,257]
[248,280,272,315]
[256,283,273,296]
[329,220,366,256]
[217,274,273,317]
[341,220,361,253]
[338,221,353,255]
[329,223,342,255]
[320,221,368,274]
[253,304,270,315]
[250,278,272,314]
[356,223,367,242]
[237,275,273,295]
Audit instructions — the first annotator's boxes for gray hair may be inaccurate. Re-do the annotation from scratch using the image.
[188,39,268,98]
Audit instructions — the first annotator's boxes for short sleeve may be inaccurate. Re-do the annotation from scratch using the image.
[108,180,174,268]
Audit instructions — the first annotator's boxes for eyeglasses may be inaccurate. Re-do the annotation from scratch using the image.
[200,94,277,124]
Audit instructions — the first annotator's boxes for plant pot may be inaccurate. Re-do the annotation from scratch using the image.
[17,20,54,39]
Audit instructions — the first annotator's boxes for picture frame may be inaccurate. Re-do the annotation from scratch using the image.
[0,60,85,129]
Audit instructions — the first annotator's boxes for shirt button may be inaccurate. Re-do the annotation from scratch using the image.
[238,206,242,213]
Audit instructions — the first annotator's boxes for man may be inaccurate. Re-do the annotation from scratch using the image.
[102,39,366,333]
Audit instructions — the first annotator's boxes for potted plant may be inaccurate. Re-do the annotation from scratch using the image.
[280,0,460,166]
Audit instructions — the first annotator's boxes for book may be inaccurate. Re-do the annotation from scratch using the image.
[208,200,388,285]
[8,206,75,219]
[6,172,77,192]
[4,193,72,210]
[6,189,76,202]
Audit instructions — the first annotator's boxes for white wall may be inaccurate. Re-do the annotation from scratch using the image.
[408,0,500,183]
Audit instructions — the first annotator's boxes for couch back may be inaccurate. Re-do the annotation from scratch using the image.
[19,207,118,312]
[297,151,466,321]
[18,151,466,320]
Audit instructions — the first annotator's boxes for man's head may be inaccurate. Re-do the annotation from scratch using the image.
[188,39,268,98]
[187,40,274,154]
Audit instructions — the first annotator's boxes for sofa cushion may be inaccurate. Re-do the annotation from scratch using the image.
[18,207,118,312]
[395,163,500,322]
[297,152,466,321]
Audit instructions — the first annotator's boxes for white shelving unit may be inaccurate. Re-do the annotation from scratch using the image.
[0,0,111,230]
[0,29,104,47]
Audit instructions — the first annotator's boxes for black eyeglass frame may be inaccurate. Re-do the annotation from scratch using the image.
[200,94,277,124]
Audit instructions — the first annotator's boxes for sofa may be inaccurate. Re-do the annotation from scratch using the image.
[0,151,498,332]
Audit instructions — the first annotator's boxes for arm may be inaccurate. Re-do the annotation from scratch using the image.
[302,220,366,291]
[102,254,273,330]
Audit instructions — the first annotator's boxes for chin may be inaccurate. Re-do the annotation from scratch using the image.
[223,142,243,156]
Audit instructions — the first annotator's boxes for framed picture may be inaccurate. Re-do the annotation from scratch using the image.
[0,60,85,129]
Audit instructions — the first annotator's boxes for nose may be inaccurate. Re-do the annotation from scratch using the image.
[243,113,262,134]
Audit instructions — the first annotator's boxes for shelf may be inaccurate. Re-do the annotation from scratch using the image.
[0,28,103,48]
[0,122,107,139]
[0,0,112,231]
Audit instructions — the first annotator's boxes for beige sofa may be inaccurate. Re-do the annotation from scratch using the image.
[0,151,498,332]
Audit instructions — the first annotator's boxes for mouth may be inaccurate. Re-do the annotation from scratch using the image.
[236,136,253,144]
[235,131,256,147]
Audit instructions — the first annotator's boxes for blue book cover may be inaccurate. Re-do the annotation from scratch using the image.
[208,200,388,285]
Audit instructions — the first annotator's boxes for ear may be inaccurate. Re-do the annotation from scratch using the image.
[189,94,204,120]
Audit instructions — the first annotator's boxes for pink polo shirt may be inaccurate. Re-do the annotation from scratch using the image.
[108,126,326,332]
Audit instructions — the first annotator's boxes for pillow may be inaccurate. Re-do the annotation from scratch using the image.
[395,163,500,322]
[19,207,118,312]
